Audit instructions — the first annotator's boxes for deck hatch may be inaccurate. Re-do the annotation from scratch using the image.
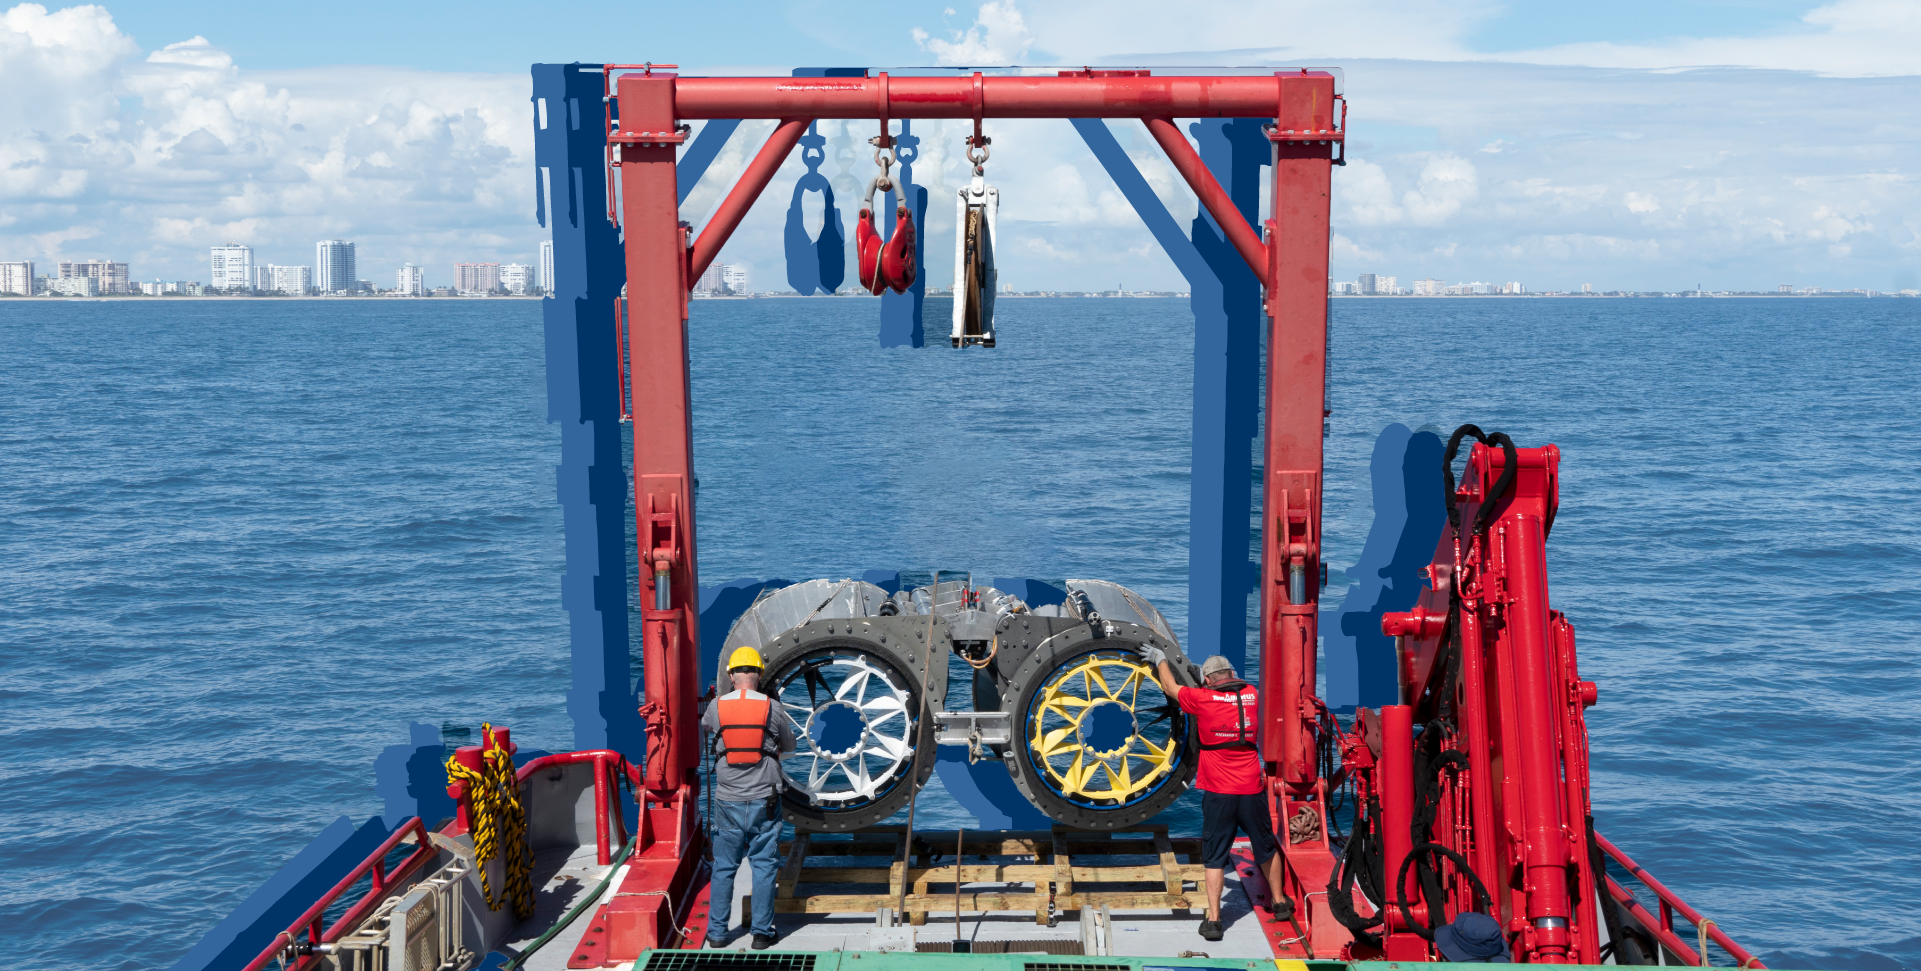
[916,940,1085,954]
[1021,964,1131,971]
[639,954,816,971]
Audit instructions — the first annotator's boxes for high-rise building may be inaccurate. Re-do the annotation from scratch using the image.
[1411,278,1443,296]
[270,265,313,295]
[50,276,99,296]
[500,263,534,295]
[456,262,501,292]
[0,261,33,296]
[1778,284,1792,293]
[211,243,254,291]
[315,240,357,293]
[1581,283,1593,293]
[1501,281,1525,294]
[1358,273,1378,295]
[694,264,724,294]
[538,240,554,294]
[722,264,748,294]
[60,259,130,294]
[397,264,423,296]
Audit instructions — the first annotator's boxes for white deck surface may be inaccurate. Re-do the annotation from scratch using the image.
[704,863,1283,959]
[506,843,618,971]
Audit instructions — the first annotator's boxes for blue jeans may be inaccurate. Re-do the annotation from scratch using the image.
[707,797,782,940]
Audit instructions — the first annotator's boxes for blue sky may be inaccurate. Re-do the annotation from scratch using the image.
[90,0,1846,72]
[4,0,1918,292]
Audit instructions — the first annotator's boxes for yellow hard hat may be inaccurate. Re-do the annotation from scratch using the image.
[727,646,765,672]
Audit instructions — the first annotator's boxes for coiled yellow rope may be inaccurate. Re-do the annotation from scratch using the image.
[444,723,535,919]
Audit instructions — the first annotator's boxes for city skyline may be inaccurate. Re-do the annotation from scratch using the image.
[4,1,1918,295]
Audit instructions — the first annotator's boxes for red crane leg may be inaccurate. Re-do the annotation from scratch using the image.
[1258,71,1335,794]
[1256,70,1337,957]
[1500,510,1573,962]
[616,71,701,795]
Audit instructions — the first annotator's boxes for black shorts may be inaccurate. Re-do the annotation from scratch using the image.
[1201,790,1279,870]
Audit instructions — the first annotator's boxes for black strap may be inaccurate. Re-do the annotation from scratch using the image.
[1197,684,1257,751]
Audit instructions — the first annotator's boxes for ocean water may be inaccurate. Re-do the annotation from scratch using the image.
[1,296,1916,970]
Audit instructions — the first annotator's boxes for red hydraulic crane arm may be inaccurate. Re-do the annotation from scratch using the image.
[1366,435,1606,963]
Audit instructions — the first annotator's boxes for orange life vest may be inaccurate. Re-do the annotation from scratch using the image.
[717,690,772,765]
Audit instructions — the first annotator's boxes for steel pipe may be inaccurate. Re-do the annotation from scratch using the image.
[1143,117,1270,279]
[689,117,811,283]
[669,74,1298,120]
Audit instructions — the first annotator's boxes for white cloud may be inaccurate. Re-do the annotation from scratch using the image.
[1492,0,1921,78]
[911,0,1033,65]
[1623,192,1661,214]
[1,3,536,282]
[1330,233,1382,263]
[1017,0,1490,64]
[7,0,1920,292]
[1401,154,1477,225]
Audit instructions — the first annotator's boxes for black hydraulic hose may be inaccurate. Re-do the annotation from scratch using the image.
[1442,424,1520,536]
[1325,795,1385,947]
[1395,842,1493,941]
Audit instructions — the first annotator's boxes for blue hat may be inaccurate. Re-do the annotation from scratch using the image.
[1435,912,1511,963]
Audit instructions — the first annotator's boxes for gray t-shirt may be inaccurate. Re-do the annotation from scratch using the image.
[699,687,798,803]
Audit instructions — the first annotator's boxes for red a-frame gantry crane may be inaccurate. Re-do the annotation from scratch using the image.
[610,64,1350,955]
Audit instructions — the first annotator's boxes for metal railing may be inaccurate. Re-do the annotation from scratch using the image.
[1596,832,1766,968]
[243,747,642,971]
[239,816,437,971]
[508,749,639,865]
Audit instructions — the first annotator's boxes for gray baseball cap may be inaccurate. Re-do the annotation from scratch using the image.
[1200,655,1235,679]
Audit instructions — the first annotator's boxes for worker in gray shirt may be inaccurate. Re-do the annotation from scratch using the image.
[699,646,797,949]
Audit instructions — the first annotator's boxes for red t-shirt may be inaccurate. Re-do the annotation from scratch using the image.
[1177,682,1262,795]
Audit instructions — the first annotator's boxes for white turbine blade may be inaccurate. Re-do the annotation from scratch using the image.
[867,732,911,762]
[836,668,869,702]
[861,693,906,716]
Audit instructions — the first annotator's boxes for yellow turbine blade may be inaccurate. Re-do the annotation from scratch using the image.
[1037,726,1079,758]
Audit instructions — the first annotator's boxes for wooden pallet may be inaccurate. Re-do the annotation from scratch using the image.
[758,824,1202,926]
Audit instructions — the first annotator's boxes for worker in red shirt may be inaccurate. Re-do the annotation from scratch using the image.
[1148,649,1284,942]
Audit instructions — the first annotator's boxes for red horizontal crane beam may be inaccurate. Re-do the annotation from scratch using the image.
[666,73,1335,120]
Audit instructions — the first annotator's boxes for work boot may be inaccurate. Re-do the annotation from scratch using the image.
[1199,919,1224,942]
[752,932,779,950]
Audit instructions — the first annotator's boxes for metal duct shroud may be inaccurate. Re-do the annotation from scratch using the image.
[720,579,948,832]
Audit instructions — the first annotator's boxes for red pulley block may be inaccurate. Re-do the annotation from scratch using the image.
[880,204,915,291]
[856,205,886,294]
[855,202,915,294]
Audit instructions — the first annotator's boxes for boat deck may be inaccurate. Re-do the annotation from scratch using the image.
[499,843,617,971]
[705,848,1282,960]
